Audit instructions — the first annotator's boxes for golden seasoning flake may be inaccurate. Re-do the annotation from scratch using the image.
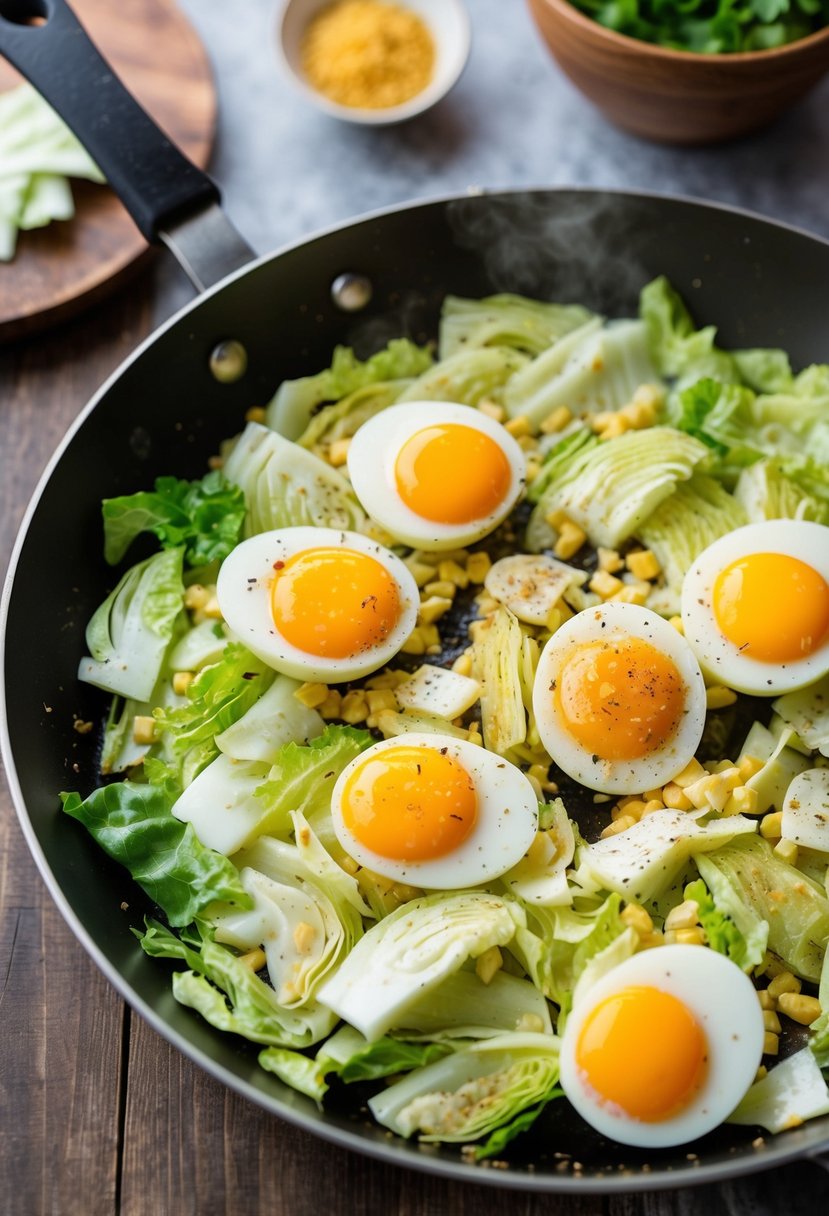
[301,0,435,110]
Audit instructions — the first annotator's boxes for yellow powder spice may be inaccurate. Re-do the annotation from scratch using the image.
[301,0,436,110]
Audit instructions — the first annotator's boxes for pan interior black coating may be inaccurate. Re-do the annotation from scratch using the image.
[4,190,829,1192]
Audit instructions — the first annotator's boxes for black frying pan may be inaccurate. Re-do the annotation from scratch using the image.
[2,0,829,1194]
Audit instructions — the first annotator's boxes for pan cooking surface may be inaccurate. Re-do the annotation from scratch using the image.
[4,190,829,1191]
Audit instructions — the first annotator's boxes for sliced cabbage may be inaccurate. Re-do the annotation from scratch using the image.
[438,293,593,359]
[316,891,525,1040]
[576,809,757,905]
[527,426,711,550]
[782,769,829,853]
[259,1033,452,1102]
[79,547,184,702]
[734,459,828,525]
[503,319,659,426]
[570,927,639,1012]
[696,836,829,982]
[212,819,364,1007]
[222,421,364,535]
[266,339,433,439]
[728,1049,829,1134]
[139,921,335,1048]
[469,606,526,756]
[502,799,575,907]
[398,346,529,406]
[640,276,736,385]
[214,674,324,763]
[638,474,747,615]
[772,676,829,758]
[398,969,553,1038]
[296,382,406,450]
[171,754,270,855]
[509,892,627,1016]
[168,618,229,673]
[368,1032,561,1143]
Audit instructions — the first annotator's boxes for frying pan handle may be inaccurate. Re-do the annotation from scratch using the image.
[0,0,255,288]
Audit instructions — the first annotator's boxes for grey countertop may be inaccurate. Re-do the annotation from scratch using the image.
[168,0,829,322]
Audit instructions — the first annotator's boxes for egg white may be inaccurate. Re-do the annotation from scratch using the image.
[216,526,419,683]
[330,732,539,889]
[532,602,707,795]
[681,520,829,696]
[560,944,765,1148]
[346,401,526,550]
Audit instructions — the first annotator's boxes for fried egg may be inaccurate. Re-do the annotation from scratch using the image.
[560,945,764,1148]
[330,732,538,888]
[532,602,706,794]
[216,526,419,682]
[346,401,526,550]
[681,520,829,696]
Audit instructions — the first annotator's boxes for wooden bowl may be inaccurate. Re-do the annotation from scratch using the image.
[527,0,829,144]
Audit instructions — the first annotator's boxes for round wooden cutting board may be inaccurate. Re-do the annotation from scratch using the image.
[0,0,216,340]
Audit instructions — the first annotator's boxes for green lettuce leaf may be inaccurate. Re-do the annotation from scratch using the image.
[266,339,433,440]
[640,277,736,383]
[102,471,245,567]
[475,1089,563,1160]
[139,920,334,1048]
[258,1035,452,1102]
[683,877,767,972]
[399,346,529,407]
[61,783,250,926]
[154,642,275,787]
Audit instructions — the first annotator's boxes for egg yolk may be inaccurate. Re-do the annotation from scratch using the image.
[576,986,707,1122]
[339,745,478,861]
[270,547,401,658]
[554,637,685,761]
[712,552,829,663]
[394,423,512,525]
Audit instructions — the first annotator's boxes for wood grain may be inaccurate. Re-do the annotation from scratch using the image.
[0,0,215,340]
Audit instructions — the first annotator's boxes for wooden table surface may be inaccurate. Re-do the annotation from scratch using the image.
[2,256,829,1216]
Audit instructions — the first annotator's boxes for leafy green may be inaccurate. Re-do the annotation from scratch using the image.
[475,1089,564,1160]
[258,1035,453,1102]
[154,642,275,786]
[569,0,827,56]
[222,421,365,536]
[79,547,184,702]
[683,877,768,972]
[469,606,527,757]
[317,892,525,1040]
[139,920,335,1048]
[734,459,829,525]
[0,84,105,260]
[641,278,735,381]
[527,425,711,549]
[102,471,245,567]
[503,318,658,426]
[399,345,529,407]
[296,382,406,451]
[368,1032,561,1144]
[439,293,593,358]
[266,339,433,440]
[61,783,250,926]
[696,837,829,982]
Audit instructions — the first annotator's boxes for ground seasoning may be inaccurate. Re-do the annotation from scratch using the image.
[301,0,435,109]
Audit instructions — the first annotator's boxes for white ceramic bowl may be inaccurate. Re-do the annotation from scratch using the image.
[278,0,471,124]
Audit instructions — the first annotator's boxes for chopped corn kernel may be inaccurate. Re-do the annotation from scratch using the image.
[184,583,209,611]
[423,579,456,598]
[621,904,654,936]
[327,438,351,467]
[477,400,506,422]
[763,1010,782,1033]
[600,815,637,837]
[438,559,469,588]
[763,1032,780,1057]
[668,615,684,634]
[452,652,473,676]
[589,569,624,599]
[295,682,329,709]
[757,989,776,1011]
[465,551,492,583]
[626,549,661,581]
[172,671,194,696]
[777,993,822,1025]
[662,782,693,811]
[475,945,503,985]
[773,838,799,865]
[554,521,587,561]
[340,690,368,724]
[738,754,764,781]
[133,716,157,745]
[723,786,759,817]
[366,688,397,714]
[664,927,705,947]
[418,595,453,625]
[760,811,783,840]
[597,547,624,574]
[238,947,267,971]
[706,685,738,710]
[293,921,317,954]
[665,900,700,931]
[540,406,572,434]
[767,971,801,999]
[319,690,343,719]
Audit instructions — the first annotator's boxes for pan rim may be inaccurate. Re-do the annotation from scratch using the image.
[3,184,829,1194]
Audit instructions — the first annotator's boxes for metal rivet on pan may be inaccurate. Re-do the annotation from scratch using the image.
[331,273,372,312]
[209,339,248,383]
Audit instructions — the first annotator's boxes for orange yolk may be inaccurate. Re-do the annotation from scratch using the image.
[576,986,708,1122]
[712,551,829,663]
[394,423,512,525]
[339,745,478,861]
[270,547,401,659]
[554,638,686,761]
